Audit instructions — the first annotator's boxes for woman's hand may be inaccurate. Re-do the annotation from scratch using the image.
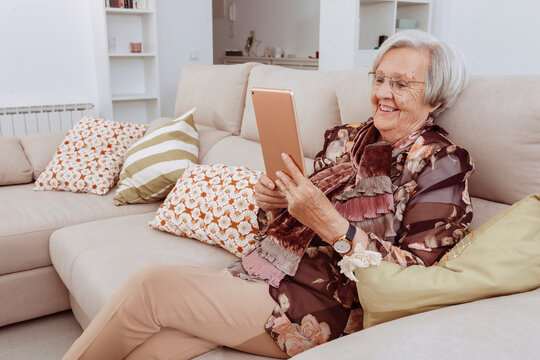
[254,174,288,219]
[274,153,350,243]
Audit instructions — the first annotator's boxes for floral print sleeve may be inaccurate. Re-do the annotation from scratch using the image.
[365,130,474,267]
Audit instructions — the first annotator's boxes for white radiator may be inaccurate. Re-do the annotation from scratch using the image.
[0,103,95,137]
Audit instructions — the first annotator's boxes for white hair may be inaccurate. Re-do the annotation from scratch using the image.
[373,30,468,118]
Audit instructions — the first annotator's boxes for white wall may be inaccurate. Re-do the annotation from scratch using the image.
[319,0,540,75]
[0,1,98,107]
[431,0,540,75]
[157,0,213,117]
[213,0,320,64]
[319,0,359,71]
[0,0,213,119]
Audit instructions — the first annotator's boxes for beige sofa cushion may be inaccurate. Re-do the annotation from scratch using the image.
[437,75,540,205]
[293,288,540,360]
[469,196,508,229]
[50,212,237,322]
[0,137,33,185]
[334,67,373,125]
[201,135,315,176]
[20,130,66,180]
[175,63,259,135]
[240,66,344,159]
[195,124,231,160]
[0,184,160,275]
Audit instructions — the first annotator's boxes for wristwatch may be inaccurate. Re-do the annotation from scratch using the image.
[331,224,356,254]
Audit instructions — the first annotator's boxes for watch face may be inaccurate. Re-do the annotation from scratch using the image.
[334,239,352,254]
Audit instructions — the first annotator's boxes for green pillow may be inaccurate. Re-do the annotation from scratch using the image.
[355,194,540,328]
[113,109,199,205]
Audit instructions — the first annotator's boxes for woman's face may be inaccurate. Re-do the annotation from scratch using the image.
[371,47,440,144]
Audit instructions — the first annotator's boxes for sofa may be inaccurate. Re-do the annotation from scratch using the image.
[1,63,539,359]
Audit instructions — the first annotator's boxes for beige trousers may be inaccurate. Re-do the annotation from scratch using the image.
[63,264,288,360]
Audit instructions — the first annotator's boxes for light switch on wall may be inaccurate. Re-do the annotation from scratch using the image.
[190,49,199,60]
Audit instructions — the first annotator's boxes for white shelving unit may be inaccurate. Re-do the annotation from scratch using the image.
[357,0,432,66]
[90,0,160,124]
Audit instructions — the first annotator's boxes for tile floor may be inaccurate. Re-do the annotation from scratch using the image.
[0,311,82,360]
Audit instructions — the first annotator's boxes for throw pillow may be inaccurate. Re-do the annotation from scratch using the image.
[0,137,33,185]
[114,108,199,205]
[149,164,263,257]
[33,117,147,195]
[354,193,540,328]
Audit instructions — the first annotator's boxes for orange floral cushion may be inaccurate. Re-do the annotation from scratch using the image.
[149,164,263,257]
[33,117,147,195]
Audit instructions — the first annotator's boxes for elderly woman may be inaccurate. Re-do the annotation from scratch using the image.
[64,30,473,360]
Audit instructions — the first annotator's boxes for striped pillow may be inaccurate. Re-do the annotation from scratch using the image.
[113,108,199,205]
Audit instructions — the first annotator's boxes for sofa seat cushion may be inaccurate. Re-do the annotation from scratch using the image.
[202,135,315,177]
[292,288,540,360]
[50,212,237,322]
[0,184,159,275]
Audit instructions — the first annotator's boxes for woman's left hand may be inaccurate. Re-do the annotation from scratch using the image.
[275,153,349,243]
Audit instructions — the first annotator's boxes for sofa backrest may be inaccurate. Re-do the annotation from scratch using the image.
[240,65,342,159]
[176,63,539,206]
[174,63,258,135]
[437,75,540,205]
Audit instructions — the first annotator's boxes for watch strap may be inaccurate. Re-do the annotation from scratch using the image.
[346,223,356,241]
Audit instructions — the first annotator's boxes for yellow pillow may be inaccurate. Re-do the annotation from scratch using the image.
[355,194,540,328]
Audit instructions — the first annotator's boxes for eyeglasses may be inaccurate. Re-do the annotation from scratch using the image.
[368,70,425,95]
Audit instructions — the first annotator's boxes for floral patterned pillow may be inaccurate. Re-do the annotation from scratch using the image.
[149,164,263,257]
[33,117,147,195]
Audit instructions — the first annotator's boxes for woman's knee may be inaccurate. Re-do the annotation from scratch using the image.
[128,264,177,289]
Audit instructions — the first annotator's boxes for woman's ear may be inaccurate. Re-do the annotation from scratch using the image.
[430,102,442,113]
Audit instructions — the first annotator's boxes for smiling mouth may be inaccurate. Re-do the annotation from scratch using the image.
[378,104,399,113]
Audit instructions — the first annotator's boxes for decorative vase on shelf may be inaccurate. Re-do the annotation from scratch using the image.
[244,30,260,57]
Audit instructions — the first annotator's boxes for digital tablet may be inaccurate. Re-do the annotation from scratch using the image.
[251,87,306,181]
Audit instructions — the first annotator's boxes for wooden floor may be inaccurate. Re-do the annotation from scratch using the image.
[0,311,82,360]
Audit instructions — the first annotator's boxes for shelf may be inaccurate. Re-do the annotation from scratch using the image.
[109,53,156,57]
[92,0,160,123]
[112,94,158,101]
[222,56,318,70]
[106,8,153,15]
[397,0,431,4]
[360,0,393,3]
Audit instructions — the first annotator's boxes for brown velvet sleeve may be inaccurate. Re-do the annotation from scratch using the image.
[366,144,474,267]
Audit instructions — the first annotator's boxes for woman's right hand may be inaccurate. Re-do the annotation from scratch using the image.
[254,174,288,215]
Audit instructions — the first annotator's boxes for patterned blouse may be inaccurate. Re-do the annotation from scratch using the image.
[260,119,475,356]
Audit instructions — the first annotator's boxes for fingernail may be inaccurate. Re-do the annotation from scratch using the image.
[281,153,287,159]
